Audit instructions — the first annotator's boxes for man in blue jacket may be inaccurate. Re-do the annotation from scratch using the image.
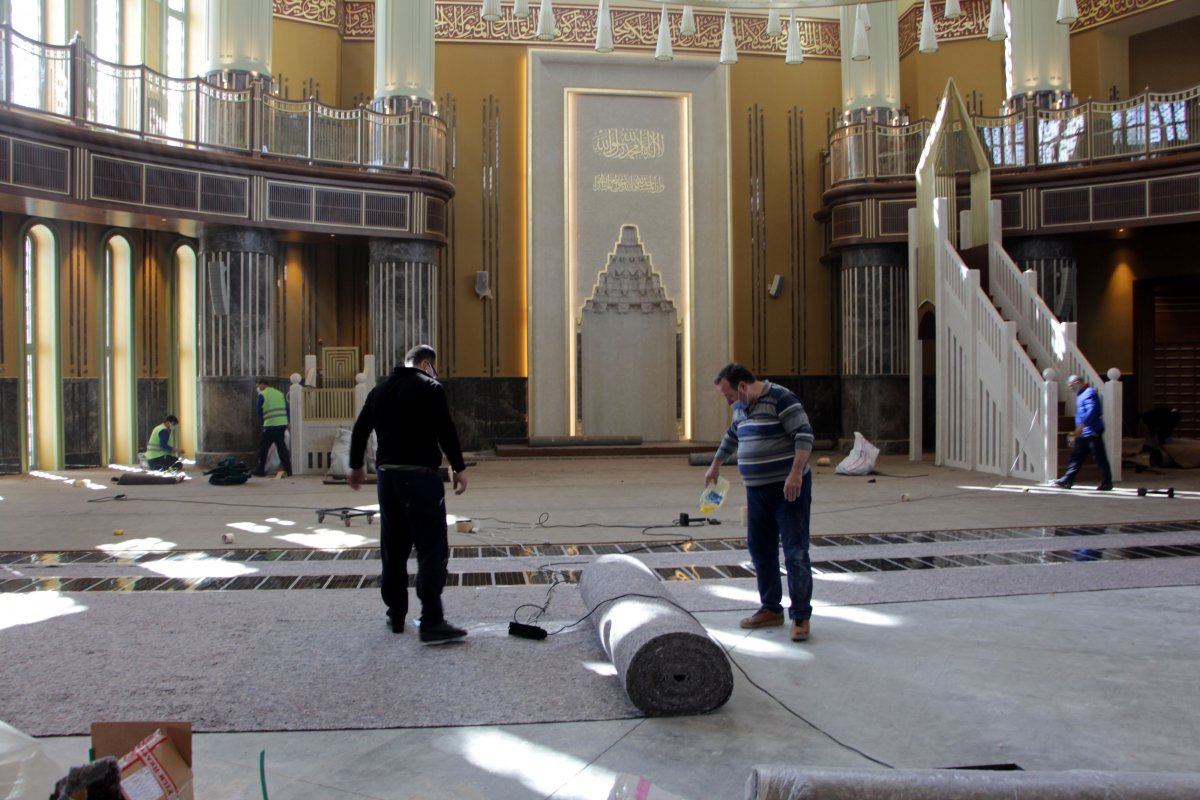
[1054,374,1113,491]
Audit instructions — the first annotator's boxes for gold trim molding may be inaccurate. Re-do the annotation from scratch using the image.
[273,0,339,28]
[339,1,840,57]
[899,0,1182,57]
[282,0,1183,56]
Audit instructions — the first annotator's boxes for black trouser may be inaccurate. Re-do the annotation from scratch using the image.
[376,468,448,626]
[256,426,292,475]
[1062,433,1112,486]
[147,454,180,471]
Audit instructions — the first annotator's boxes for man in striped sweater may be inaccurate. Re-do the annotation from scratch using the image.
[705,363,815,642]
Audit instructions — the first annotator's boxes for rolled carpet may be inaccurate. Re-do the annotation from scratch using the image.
[578,554,732,716]
[115,472,185,485]
[744,766,1200,800]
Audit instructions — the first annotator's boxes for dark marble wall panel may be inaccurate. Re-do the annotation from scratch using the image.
[443,377,527,452]
[196,377,259,464]
[137,378,171,454]
[761,375,841,445]
[841,376,909,453]
[0,378,20,472]
[62,378,102,467]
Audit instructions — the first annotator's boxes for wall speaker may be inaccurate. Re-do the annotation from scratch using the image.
[475,270,492,299]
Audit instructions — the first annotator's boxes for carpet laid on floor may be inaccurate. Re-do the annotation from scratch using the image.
[0,588,642,736]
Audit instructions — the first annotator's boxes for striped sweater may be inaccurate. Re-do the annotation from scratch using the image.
[714,382,814,487]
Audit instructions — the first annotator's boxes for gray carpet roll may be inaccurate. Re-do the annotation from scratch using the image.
[115,472,185,485]
[744,766,1200,800]
[578,554,732,716]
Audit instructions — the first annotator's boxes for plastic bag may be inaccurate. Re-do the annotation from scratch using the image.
[329,428,353,477]
[835,431,880,476]
[699,476,730,516]
[0,719,66,800]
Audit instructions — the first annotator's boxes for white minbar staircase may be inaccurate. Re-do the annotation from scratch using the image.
[911,197,1122,484]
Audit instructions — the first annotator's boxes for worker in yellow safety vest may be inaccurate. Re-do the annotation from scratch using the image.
[145,414,182,471]
[255,379,293,477]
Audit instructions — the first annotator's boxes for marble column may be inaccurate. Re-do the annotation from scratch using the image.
[840,245,909,451]
[1005,0,1072,109]
[201,0,273,91]
[1006,236,1077,321]
[839,1,901,124]
[197,225,277,464]
[370,239,440,377]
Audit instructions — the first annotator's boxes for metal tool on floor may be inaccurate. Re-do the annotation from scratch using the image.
[1136,487,1175,498]
[315,507,377,526]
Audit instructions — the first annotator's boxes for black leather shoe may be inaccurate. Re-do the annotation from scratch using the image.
[419,620,467,643]
[1096,483,1113,491]
[1052,478,1073,489]
[387,614,404,633]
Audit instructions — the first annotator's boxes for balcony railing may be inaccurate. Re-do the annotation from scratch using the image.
[0,25,448,177]
[824,83,1200,188]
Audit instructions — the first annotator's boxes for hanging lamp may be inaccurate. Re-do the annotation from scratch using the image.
[536,0,556,40]
[680,6,696,37]
[987,0,1006,41]
[595,0,613,52]
[945,0,962,19]
[1056,0,1079,25]
[851,11,870,61]
[785,12,804,65]
[655,4,674,61]
[481,0,500,22]
[719,10,737,65]
[767,9,782,37]
[513,0,530,19]
[919,0,938,54]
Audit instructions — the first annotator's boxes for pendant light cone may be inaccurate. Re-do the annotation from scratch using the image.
[1057,0,1079,25]
[680,6,696,37]
[719,10,737,65]
[595,0,613,52]
[655,5,674,61]
[945,0,962,19]
[514,0,530,19]
[536,0,556,40]
[857,3,871,30]
[919,0,938,54]
[767,8,781,37]
[785,13,804,65]
[987,0,1006,41]
[851,14,870,61]
[481,0,500,22]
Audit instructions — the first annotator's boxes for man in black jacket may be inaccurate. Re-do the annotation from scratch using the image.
[347,344,469,643]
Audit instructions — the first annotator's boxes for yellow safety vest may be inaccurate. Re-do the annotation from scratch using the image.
[146,423,173,458]
[260,386,289,427]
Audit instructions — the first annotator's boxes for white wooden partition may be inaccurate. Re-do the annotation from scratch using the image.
[288,354,375,475]
[929,198,1058,482]
[978,200,1123,482]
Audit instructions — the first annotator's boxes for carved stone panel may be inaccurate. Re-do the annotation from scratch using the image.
[580,225,678,442]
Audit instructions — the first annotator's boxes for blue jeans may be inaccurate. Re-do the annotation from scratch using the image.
[376,469,449,625]
[745,471,813,621]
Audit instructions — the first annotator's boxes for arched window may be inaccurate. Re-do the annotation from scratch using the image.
[104,234,136,465]
[23,224,60,472]
[173,243,199,458]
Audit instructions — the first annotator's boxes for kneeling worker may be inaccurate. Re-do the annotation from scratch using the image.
[145,414,183,471]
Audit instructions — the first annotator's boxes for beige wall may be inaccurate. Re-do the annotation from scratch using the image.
[1077,224,1200,376]
[1071,29,1130,101]
[1130,16,1200,93]
[271,18,342,103]
[900,38,1006,119]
